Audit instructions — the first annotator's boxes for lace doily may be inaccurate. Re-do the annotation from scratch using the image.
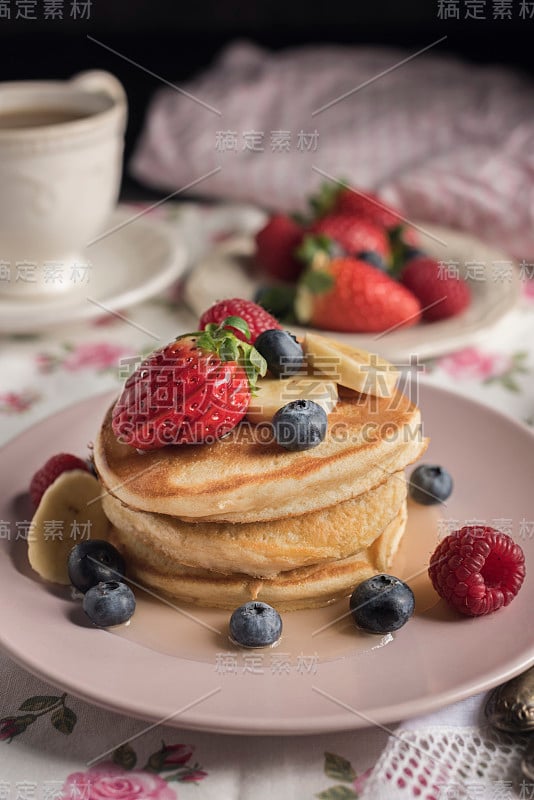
[360,726,530,800]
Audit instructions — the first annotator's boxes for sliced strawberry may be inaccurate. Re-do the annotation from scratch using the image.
[199,298,281,343]
[255,214,304,282]
[400,257,471,321]
[112,318,267,450]
[295,236,421,333]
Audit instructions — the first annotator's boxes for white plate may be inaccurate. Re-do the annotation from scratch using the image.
[184,223,520,362]
[0,206,187,333]
[0,386,533,734]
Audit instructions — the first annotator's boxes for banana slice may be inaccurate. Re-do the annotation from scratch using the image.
[28,470,109,585]
[303,332,399,398]
[247,376,338,423]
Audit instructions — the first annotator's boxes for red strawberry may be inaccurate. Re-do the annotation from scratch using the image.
[335,190,403,229]
[255,214,304,281]
[295,237,421,333]
[310,181,403,229]
[112,318,266,450]
[429,526,525,616]
[30,453,90,509]
[309,214,391,262]
[400,257,471,322]
[199,298,281,344]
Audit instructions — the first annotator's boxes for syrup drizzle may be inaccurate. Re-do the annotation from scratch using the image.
[109,501,441,664]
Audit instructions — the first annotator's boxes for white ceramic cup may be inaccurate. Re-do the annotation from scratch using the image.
[0,70,127,297]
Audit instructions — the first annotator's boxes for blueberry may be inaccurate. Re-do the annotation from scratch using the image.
[409,464,453,505]
[68,540,126,593]
[350,574,415,634]
[254,329,304,378]
[403,245,426,262]
[273,400,327,451]
[356,250,386,270]
[229,601,282,647]
[82,580,136,627]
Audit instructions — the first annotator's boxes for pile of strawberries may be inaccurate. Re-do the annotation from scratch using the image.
[255,182,471,334]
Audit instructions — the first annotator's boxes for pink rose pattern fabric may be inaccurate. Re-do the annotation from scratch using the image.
[132,41,534,261]
[60,765,177,800]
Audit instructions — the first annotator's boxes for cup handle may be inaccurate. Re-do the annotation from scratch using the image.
[70,70,127,107]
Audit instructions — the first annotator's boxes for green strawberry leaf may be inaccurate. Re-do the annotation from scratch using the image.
[302,269,334,294]
[308,179,349,219]
[249,345,267,374]
[219,316,251,340]
[196,330,216,351]
[219,337,239,362]
[255,285,297,321]
[296,234,336,266]
[290,210,311,226]
[177,319,267,393]
[324,752,356,783]
[18,696,61,713]
[241,343,267,393]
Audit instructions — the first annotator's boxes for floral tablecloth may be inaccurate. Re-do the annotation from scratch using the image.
[1,201,534,800]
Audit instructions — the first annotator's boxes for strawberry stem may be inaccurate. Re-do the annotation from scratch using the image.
[191,317,267,391]
[308,179,349,219]
[388,225,412,277]
[295,234,338,266]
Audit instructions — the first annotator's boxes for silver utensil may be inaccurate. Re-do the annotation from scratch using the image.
[485,666,534,783]
[485,666,534,733]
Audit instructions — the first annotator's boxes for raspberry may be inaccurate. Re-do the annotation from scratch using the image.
[29,453,90,509]
[428,526,525,616]
[199,299,281,344]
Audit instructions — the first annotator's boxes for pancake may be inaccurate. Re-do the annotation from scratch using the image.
[106,502,407,611]
[102,472,407,577]
[95,388,427,522]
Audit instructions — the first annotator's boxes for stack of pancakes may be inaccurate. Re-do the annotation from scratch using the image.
[95,387,427,610]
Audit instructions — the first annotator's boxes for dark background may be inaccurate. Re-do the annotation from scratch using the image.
[1,0,531,199]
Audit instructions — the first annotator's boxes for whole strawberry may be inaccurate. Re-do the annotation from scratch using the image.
[199,298,281,344]
[309,181,403,229]
[30,453,90,509]
[400,256,471,322]
[429,526,525,616]
[294,236,421,333]
[112,317,267,450]
[309,214,390,263]
[255,214,304,282]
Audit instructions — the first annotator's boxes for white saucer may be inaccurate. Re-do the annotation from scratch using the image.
[184,223,520,362]
[0,206,187,334]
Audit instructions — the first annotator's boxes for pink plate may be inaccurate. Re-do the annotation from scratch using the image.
[0,385,533,735]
